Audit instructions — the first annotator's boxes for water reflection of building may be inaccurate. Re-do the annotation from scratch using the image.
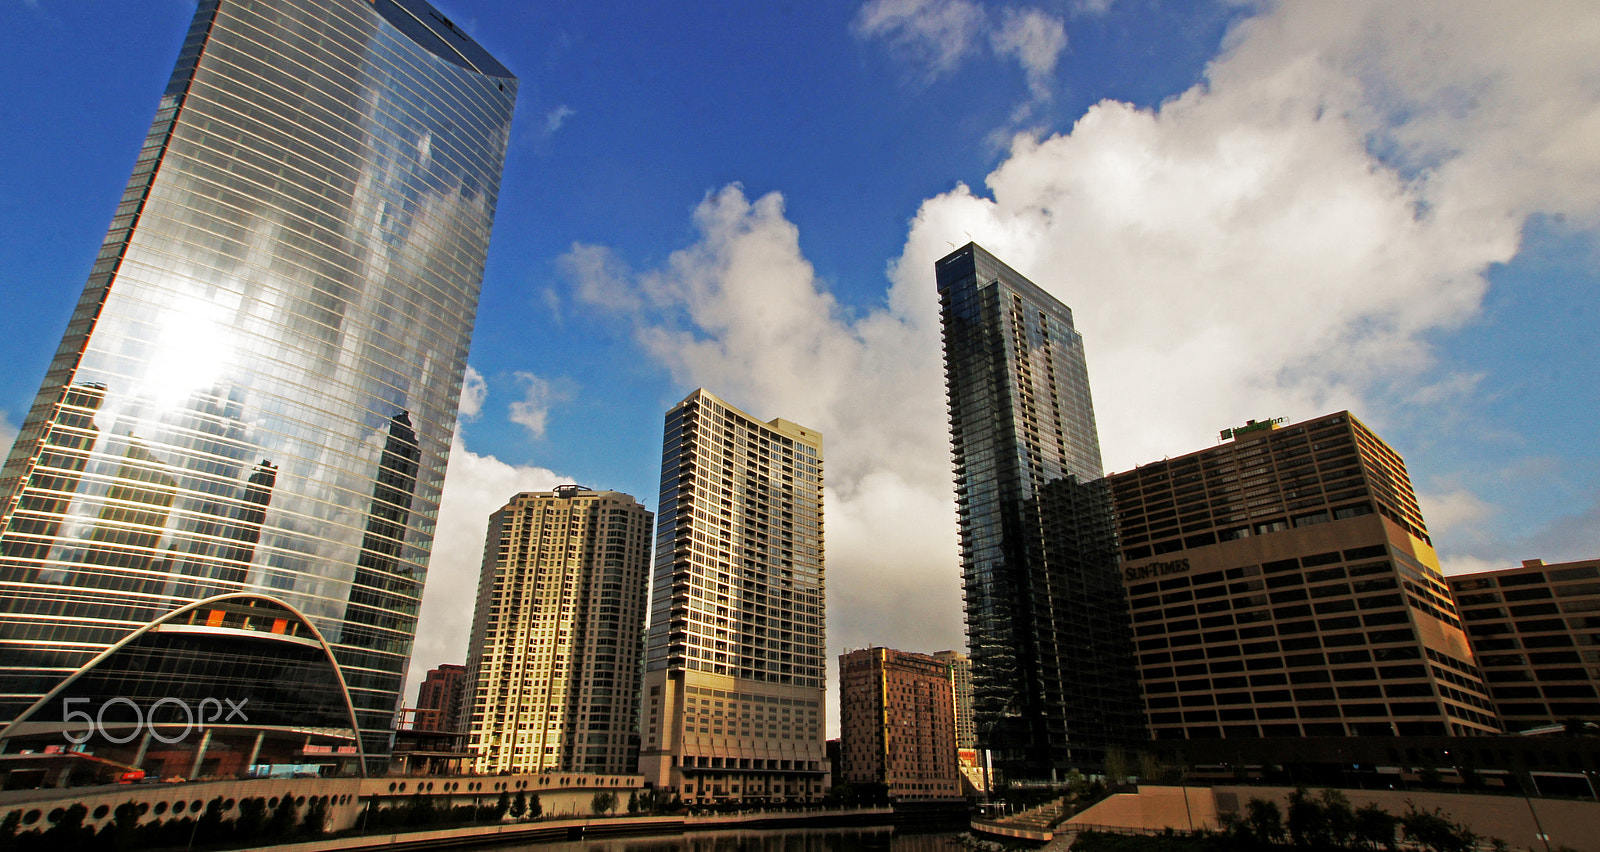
[936,243,1145,779]
[342,410,425,745]
[0,0,516,778]
[0,384,104,571]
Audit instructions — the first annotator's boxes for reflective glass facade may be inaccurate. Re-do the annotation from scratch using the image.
[0,0,516,771]
[937,243,1144,777]
[1,595,363,780]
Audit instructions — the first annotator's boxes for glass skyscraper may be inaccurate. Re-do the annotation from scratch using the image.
[0,0,515,775]
[937,243,1144,777]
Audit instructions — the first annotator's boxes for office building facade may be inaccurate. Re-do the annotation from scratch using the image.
[937,243,1144,777]
[638,389,827,804]
[0,0,516,774]
[1449,558,1600,731]
[1110,412,1500,740]
[838,648,962,800]
[463,488,652,775]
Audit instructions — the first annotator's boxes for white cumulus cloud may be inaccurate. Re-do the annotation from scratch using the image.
[457,365,487,420]
[0,411,17,463]
[991,7,1067,99]
[853,0,1068,107]
[566,184,963,659]
[1417,488,1493,541]
[508,371,565,440]
[543,104,575,138]
[852,0,988,81]
[563,0,1600,667]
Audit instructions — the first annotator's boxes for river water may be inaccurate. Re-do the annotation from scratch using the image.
[485,825,967,852]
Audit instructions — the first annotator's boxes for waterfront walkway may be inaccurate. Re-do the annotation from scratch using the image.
[267,808,897,852]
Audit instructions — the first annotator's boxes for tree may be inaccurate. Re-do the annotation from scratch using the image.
[509,790,527,820]
[303,797,329,836]
[1287,787,1329,849]
[266,792,299,837]
[528,792,543,819]
[1399,803,1477,852]
[1104,747,1132,783]
[404,793,437,827]
[236,797,268,838]
[627,790,640,815]
[195,796,226,844]
[42,803,90,847]
[495,790,510,820]
[591,790,617,815]
[1138,752,1176,784]
[1319,791,1355,850]
[1064,769,1089,798]
[1245,798,1285,846]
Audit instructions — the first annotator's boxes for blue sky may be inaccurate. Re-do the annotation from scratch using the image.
[3,1,1597,711]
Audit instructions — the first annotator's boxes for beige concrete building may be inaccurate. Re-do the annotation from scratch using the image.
[1108,412,1499,740]
[839,648,963,800]
[933,649,975,750]
[638,389,827,804]
[934,649,987,792]
[1449,557,1600,732]
[463,487,652,775]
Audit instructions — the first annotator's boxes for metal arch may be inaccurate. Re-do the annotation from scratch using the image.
[0,591,369,776]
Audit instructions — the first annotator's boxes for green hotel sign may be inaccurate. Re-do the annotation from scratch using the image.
[1219,417,1285,440]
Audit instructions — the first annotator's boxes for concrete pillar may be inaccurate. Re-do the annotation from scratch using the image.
[188,728,212,778]
[245,730,265,773]
[132,730,153,769]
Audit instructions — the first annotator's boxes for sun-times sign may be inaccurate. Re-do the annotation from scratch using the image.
[1124,558,1190,582]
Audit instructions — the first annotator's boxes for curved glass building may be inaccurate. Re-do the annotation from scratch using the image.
[0,0,516,775]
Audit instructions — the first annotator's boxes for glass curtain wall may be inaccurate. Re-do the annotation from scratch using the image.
[0,0,517,771]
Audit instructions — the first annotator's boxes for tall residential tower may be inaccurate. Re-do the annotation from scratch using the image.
[937,243,1144,778]
[638,389,827,805]
[463,487,652,775]
[0,0,516,774]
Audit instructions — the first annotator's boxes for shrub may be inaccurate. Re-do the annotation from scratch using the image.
[1399,803,1476,852]
[266,791,299,837]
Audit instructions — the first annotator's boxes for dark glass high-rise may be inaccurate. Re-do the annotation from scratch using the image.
[937,243,1144,777]
[0,0,516,775]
